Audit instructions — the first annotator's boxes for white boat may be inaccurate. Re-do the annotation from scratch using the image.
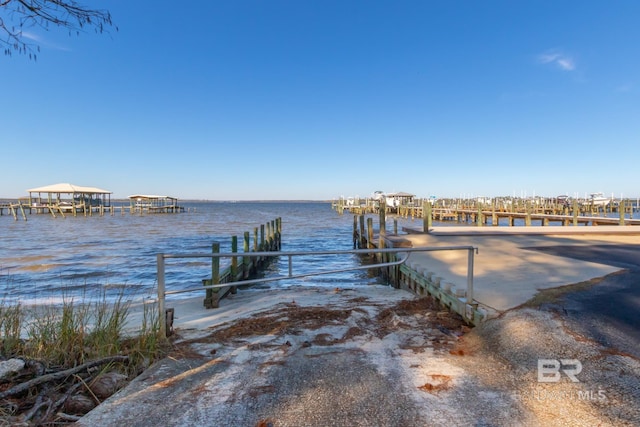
[585,193,610,207]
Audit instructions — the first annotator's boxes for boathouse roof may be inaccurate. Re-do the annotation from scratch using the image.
[27,183,112,194]
[128,194,177,200]
[385,191,415,198]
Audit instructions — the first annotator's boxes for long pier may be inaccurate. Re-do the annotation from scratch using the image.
[334,196,640,229]
[349,202,640,325]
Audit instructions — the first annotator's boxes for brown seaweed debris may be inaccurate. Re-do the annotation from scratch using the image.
[181,305,355,345]
[418,374,453,393]
[376,296,469,337]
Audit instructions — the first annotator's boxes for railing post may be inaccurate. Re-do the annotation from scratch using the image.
[157,253,166,338]
[467,248,475,304]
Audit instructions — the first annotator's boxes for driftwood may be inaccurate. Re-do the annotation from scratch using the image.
[0,355,129,400]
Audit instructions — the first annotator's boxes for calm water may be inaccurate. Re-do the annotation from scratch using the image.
[0,202,426,304]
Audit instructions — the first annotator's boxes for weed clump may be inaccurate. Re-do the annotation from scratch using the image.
[0,291,167,425]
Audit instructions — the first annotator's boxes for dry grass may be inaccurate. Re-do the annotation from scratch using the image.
[0,292,170,425]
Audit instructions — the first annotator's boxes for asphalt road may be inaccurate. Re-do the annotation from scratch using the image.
[532,244,640,359]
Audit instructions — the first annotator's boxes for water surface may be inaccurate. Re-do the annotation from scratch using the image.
[0,202,425,304]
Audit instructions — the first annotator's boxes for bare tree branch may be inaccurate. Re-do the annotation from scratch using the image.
[0,355,128,399]
[0,0,114,59]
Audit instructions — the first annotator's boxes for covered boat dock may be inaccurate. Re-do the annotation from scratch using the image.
[23,183,112,216]
[128,195,184,213]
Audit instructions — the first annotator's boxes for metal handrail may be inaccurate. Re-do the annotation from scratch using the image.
[156,245,477,336]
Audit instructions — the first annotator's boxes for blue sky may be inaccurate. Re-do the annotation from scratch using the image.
[1,1,639,200]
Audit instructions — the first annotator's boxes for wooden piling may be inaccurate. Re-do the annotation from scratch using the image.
[204,242,220,309]
[367,217,374,249]
[230,236,238,294]
[243,231,251,278]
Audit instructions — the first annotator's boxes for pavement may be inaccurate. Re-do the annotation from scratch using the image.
[402,225,640,312]
[74,227,640,427]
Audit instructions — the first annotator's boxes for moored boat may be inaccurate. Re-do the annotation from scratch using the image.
[584,192,611,207]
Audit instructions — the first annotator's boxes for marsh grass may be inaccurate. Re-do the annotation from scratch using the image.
[0,290,166,375]
[0,302,22,356]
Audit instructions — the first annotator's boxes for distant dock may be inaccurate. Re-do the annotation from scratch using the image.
[1,191,186,221]
[334,195,640,228]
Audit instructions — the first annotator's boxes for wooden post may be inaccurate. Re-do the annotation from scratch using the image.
[353,215,358,249]
[422,200,433,233]
[18,203,27,221]
[230,236,238,294]
[367,217,374,249]
[253,227,259,252]
[379,202,386,237]
[276,217,282,250]
[265,222,271,250]
[572,200,579,226]
[393,218,398,234]
[619,200,626,225]
[359,215,365,249]
[260,224,265,252]
[243,231,250,278]
[476,204,483,227]
[204,242,220,309]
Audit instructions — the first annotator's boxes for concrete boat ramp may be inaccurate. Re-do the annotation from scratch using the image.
[400,225,640,314]
[75,227,640,426]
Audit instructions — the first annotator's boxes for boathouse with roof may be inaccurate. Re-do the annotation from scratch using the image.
[128,194,183,213]
[25,183,112,213]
